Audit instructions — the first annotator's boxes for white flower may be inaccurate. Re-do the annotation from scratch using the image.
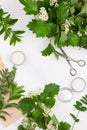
[47,120,58,130]
[39,7,46,13]
[50,0,58,6]
[65,24,69,34]
[35,7,48,21]
[55,3,59,7]
[85,31,87,35]
[22,117,29,129]
[40,103,51,114]
[77,31,82,37]
[28,88,43,98]
[64,19,75,34]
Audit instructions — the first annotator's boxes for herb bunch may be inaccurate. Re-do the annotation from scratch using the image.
[0,66,25,121]
[18,83,60,130]
[18,83,87,130]
[0,7,25,45]
[19,0,87,57]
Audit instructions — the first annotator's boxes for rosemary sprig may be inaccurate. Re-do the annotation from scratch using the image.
[0,66,25,121]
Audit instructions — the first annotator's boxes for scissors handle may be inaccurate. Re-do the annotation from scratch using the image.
[70,68,77,76]
[66,59,77,76]
[77,60,86,67]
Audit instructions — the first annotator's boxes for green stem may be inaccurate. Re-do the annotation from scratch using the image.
[71,111,80,130]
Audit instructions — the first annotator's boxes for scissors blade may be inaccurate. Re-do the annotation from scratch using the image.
[60,48,68,58]
[54,50,66,59]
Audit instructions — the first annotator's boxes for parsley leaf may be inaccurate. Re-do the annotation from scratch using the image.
[58,121,71,130]
[44,83,60,97]
[19,98,36,114]
[27,20,56,37]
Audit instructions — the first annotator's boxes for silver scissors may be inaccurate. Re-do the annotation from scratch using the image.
[54,48,86,76]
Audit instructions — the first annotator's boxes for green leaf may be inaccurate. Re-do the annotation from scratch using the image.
[19,0,26,6]
[44,83,60,97]
[0,100,3,110]
[14,31,25,34]
[56,31,68,48]
[19,98,36,114]
[75,16,84,26]
[0,27,4,35]
[74,101,87,111]
[18,125,25,130]
[19,0,38,14]
[44,116,51,124]
[52,114,59,124]
[10,33,17,45]
[41,44,54,56]
[80,3,87,14]
[79,35,87,48]
[9,83,25,101]
[80,95,87,105]
[0,7,24,46]
[0,66,16,95]
[45,97,55,108]
[4,28,11,40]
[70,6,75,14]
[38,83,60,108]
[27,20,56,37]
[32,108,42,118]
[70,113,79,122]
[67,32,79,46]
[70,0,78,5]
[57,2,68,23]
[58,121,71,130]
[7,18,18,26]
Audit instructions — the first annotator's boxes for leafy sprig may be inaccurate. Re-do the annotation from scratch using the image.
[19,0,87,57]
[74,95,87,111]
[0,66,16,95]
[0,66,25,121]
[18,83,60,130]
[70,94,87,130]
[0,8,25,45]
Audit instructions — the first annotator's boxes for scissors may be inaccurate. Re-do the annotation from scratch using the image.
[54,48,86,76]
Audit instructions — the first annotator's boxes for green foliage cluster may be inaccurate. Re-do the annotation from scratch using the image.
[0,66,25,120]
[18,83,60,130]
[19,0,87,57]
[18,84,87,130]
[0,8,25,45]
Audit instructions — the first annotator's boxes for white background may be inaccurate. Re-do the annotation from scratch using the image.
[0,0,87,129]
